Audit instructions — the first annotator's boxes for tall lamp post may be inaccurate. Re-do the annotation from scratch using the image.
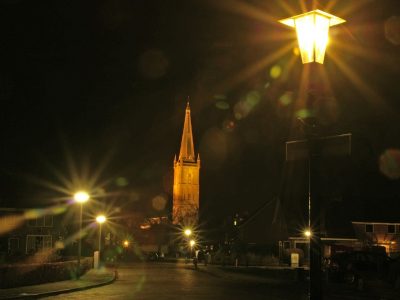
[184,228,192,258]
[279,8,347,300]
[96,214,106,267]
[74,191,90,278]
[189,239,196,257]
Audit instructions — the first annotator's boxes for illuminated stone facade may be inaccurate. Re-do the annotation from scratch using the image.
[172,103,200,225]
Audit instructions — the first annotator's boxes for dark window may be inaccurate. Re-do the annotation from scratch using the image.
[365,224,374,233]
[388,225,395,234]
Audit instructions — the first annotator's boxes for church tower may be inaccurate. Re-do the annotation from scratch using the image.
[172,102,200,225]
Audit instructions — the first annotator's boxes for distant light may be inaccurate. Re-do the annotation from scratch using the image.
[140,224,151,230]
[279,10,345,64]
[233,220,237,226]
[184,228,192,237]
[96,215,106,224]
[190,240,196,247]
[123,240,129,247]
[304,230,312,238]
[74,191,90,203]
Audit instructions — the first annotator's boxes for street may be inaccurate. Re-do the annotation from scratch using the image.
[43,262,308,300]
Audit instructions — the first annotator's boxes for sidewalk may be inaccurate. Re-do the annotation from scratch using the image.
[0,268,116,299]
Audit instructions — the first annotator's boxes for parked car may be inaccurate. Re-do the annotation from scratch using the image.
[327,251,393,283]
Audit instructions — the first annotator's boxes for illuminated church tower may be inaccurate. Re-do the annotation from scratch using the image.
[172,102,200,225]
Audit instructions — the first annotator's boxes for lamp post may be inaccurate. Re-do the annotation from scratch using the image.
[279,8,348,300]
[184,228,192,258]
[189,239,196,257]
[96,214,106,266]
[74,191,89,278]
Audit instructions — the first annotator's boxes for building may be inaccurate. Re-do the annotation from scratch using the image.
[0,206,68,259]
[172,103,200,226]
[352,221,400,255]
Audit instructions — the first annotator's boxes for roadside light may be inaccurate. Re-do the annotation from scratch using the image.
[74,191,90,203]
[304,230,312,238]
[279,10,345,64]
[73,191,90,277]
[96,215,106,224]
[123,240,129,248]
[184,228,192,237]
[189,239,195,247]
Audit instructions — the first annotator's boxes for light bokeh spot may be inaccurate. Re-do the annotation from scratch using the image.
[270,65,282,79]
[215,101,230,110]
[384,16,400,45]
[139,49,169,79]
[379,148,400,180]
[296,108,314,119]
[152,194,167,211]
[279,91,293,106]
[115,177,129,187]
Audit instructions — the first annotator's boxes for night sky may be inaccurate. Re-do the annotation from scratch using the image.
[1,0,399,232]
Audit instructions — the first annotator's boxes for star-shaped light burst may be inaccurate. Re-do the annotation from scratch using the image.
[279,10,345,64]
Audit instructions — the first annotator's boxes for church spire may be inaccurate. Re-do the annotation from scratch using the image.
[179,101,195,162]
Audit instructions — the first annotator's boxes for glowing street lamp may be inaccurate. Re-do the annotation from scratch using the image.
[123,240,130,248]
[304,229,312,238]
[74,191,90,278]
[184,228,192,237]
[96,214,106,266]
[279,10,345,64]
[189,239,196,256]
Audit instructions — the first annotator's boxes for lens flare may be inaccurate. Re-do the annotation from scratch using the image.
[384,16,400,45]
[379,149,400,180]
[152,195,167,211]
[270,65,282,78]
[115,177,129,187]
[215,101,230,110]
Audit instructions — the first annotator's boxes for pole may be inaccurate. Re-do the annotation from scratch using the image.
[77,203,82,279]
[98,223,102,265]
[309,138,322,300]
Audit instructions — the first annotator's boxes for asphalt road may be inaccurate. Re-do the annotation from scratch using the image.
[43,262,308,300]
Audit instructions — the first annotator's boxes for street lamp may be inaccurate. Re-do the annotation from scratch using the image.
[96,214,106,266]
[184,228,192,237]
[279,10,345,64]
[74,191,89,278]
[304,229,312,238]
[189,239,196,257]
[183,228,193,259]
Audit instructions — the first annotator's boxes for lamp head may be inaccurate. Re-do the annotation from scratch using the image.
[96,215,106,224]
[74,191,90,203]
[279,10,345,64]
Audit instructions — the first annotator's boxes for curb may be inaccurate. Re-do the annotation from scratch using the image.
[1,270,117,300]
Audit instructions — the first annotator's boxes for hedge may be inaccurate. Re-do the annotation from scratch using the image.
[0,257,93,288]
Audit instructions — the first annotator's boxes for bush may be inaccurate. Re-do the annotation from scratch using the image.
[0,257,93,288]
